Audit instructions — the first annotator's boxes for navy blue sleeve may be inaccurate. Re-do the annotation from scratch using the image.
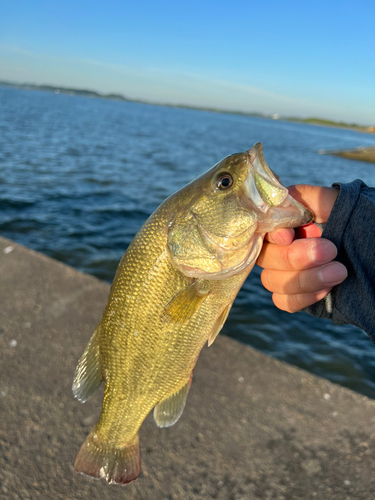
[304,179,375,340]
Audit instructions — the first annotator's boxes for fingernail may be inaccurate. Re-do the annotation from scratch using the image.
[318,262,348,285]
[309,241,337,264]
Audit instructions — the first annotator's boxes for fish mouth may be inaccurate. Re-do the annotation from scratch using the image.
[244,143,313,229]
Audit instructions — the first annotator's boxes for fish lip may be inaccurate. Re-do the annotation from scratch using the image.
[246,142,281,185]
[244,143,314,227]
[243,143,288,213]
[277,195,314,224]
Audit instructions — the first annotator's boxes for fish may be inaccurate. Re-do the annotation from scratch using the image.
[72,142,313,485]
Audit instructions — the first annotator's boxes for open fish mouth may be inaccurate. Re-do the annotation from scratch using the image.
[244,143,313,228]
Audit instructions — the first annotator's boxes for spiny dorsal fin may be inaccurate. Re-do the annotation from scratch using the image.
[208,303,232,346]
[153,375,193,428]
[162,280,209,324]
[72,328,103,403]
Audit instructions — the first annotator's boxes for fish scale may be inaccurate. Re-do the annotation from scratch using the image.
[72,143,313,485]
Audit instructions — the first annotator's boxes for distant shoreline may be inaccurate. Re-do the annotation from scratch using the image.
[319,147,375,164]
[1,80,374,134]
[284,117,375,135]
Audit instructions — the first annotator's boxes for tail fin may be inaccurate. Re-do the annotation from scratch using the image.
[74,433,141,485]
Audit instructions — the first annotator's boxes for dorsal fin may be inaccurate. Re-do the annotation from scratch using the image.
[72,328,103,403]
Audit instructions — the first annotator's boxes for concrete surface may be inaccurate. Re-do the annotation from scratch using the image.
[1,236,375,500]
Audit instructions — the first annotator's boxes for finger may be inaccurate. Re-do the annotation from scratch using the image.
[272,288,333,313]
[287,185,339,224]
[261,262,347,295]
[257,238,337,271]
[265,228,295,245]
[295,222,322,239]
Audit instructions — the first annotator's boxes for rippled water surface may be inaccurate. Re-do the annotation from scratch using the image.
[1,86,375,397]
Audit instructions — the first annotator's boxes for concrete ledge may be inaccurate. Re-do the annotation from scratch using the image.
[1,236,375,499]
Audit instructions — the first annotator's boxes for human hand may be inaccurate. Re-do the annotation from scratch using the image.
[257,185,348,312]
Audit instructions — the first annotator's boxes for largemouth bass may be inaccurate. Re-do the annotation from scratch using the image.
[73,143,313,484]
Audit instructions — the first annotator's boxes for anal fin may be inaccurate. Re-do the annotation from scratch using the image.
[208,303,232,346]
[72,328,103,403]
[153,374,192,428]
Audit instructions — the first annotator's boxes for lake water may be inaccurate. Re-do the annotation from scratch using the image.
[1,86,375,397]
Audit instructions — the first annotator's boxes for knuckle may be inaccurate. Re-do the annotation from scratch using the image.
[284,245,296,271]
[288,269,319,295]
[273,292,304,313]
[260,270,273,292]
[288,293,305,311]
[294,271,305,294]
[272,293,289,312]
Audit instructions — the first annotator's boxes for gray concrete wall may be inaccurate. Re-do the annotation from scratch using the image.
[0,236,375,500]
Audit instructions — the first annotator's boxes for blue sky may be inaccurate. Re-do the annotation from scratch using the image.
[0,0,374,124]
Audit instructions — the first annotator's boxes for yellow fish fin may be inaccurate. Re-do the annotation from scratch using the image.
[72,328,103,403]
[208,303,232,346]
[74,432,140,484]
[162,280,209,324]
[153,374,193,428]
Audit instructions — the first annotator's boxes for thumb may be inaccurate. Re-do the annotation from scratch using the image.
[287,184,339,224]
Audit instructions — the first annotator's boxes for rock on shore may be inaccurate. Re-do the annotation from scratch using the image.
[319,147,375,163]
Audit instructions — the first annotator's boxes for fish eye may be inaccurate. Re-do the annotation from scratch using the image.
[216,173,233,190]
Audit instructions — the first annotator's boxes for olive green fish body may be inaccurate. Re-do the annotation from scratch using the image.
[73,143,313,484]
[92,201,251,437]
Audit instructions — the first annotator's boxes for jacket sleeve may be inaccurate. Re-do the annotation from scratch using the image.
[304,179,375,340]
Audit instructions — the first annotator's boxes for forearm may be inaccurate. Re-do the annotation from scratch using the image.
[304,180,375,339]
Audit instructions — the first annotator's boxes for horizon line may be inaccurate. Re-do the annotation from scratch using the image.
[1,79,374,132]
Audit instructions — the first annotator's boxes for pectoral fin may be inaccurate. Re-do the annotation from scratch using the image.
[162,280,209,323]
[208,303,232,346]
[72,328,103,403]
[153,375,193,428]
